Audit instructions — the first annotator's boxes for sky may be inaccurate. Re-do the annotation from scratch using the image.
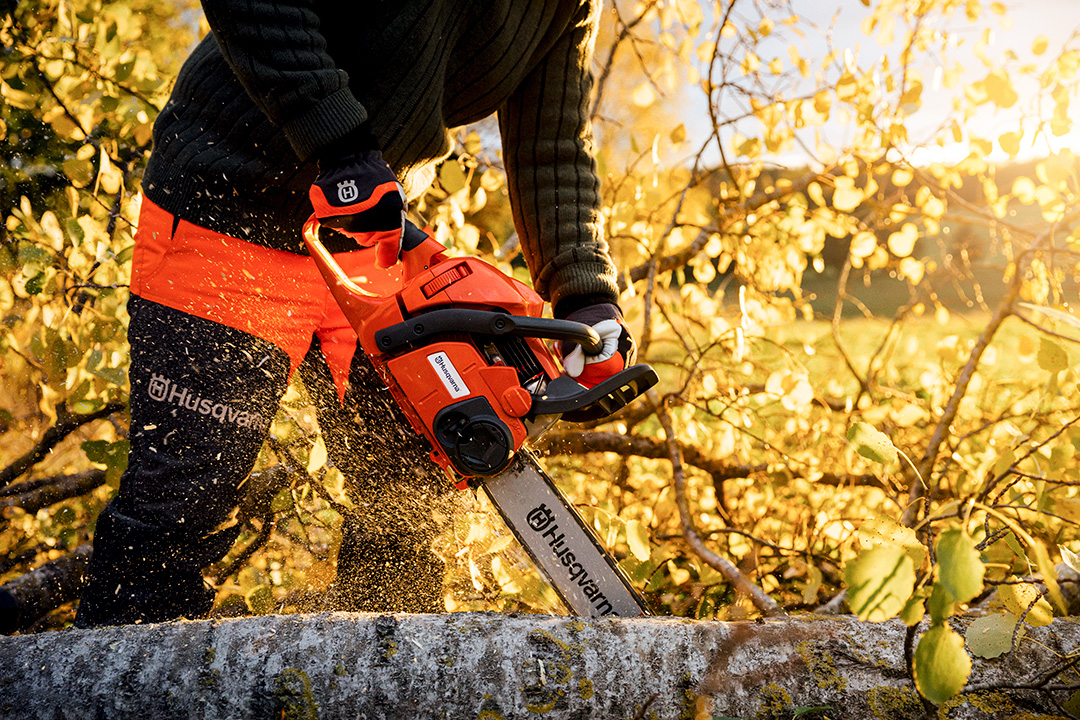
[694,0,1080,166]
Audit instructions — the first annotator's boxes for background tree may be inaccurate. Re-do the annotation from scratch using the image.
[2,0,1080,711]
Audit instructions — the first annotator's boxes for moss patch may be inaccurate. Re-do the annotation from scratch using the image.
[866,685,923,720]
[755,683,793,720]
[274,667,318,720]
[796,640,847,694]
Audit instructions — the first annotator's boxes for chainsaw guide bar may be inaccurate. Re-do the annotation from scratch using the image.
[483,450,650,617]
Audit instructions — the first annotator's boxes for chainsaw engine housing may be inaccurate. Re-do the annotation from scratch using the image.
[304,219,656,483]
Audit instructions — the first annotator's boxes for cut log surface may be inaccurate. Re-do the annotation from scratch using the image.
[1,612,1077,719]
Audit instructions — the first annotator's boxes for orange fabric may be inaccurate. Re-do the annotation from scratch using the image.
[130,198,402,400]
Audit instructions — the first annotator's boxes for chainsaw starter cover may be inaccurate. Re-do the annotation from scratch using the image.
[433,397,515,476]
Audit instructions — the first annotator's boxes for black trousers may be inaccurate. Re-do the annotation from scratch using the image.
[76,296,452,627]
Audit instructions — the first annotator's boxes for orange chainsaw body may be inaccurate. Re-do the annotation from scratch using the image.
[304,219,561,485]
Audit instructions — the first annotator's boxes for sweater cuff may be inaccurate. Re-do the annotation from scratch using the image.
[545,261,620,317]
[282,87,368,162]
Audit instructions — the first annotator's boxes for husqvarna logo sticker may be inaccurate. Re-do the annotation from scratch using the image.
[527,504,555,532]
[427,352,470,398]
[337,179,358,203]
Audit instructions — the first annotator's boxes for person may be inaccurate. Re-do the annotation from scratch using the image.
[75,0,637,628]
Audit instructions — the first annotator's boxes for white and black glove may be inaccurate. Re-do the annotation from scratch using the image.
[558,302,637,389]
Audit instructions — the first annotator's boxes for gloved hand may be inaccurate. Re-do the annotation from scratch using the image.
[309,148,407,268]
[559,302,637,389]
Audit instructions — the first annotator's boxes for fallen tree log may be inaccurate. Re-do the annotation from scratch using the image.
[1,612,1077,719]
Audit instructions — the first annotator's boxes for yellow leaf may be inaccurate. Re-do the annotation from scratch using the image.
[439,160,467,194]
[832,176,863,212]
[631,82,656,108]
[899,257,925,284]
[306,435,327,473]
[1013,176,1037,203]
[892,168,914,187]
[850,231,877,259]
[984,70,1018,108]
[1032,35,1049,56]
[998,131,1022,157]
[626,520,651,562]
[887,223,919,257]
[998,579,1054,626]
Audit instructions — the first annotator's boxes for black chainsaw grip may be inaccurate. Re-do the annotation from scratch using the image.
[374,309,602,354]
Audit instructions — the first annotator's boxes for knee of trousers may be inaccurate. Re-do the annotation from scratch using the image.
[86,499,242,584]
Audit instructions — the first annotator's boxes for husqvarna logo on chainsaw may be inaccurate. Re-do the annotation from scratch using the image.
[428,352,470,398]
[524,502,616,616]
[337,179,358,203]
[527,504,555,532]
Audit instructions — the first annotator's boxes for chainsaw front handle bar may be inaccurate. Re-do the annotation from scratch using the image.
[374,308,603,355]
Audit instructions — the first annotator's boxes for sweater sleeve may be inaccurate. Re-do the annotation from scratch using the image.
[498,0,618,313]
[200,0,366,160]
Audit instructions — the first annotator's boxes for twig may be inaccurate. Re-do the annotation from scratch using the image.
[212,516,276,586]
[651,391,785,617]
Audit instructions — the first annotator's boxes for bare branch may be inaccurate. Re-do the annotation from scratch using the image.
[651,391,784,617]
[0,470,106,515]
[0,402,126,490]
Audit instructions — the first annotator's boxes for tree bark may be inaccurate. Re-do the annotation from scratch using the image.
[1,612,1077,719]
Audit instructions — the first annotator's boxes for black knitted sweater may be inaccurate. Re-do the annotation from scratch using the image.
[141,0,618,312]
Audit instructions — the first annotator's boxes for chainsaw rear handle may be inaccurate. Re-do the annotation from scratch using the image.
[374,308,603,355]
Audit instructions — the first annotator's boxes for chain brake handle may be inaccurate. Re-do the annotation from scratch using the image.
[302,214,449,318]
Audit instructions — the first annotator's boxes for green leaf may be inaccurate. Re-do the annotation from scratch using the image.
[245,584,275,614]
[1037,337,1069,374]
[82,439,111,464]
[270,488,294,514]
[24,272,46,296]
[1064,690,1080,719]
[927,583,956,624]
[900,587,929,627]
[913,623,972,704]
[845,545,915,621]
[626,519,651,562]
[858,516,927,567]
[846,422,898,465]
[936,529,985,604]
[965,612,1022,659]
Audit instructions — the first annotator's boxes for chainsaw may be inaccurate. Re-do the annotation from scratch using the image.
[303,217,657,617]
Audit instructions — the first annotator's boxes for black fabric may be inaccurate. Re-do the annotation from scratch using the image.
[314,122,381,161]
[76,297,452,627]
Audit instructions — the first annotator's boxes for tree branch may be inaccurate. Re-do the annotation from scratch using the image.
[0,469,106,515]
[651,392,785,617]
[0,402,126,490]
